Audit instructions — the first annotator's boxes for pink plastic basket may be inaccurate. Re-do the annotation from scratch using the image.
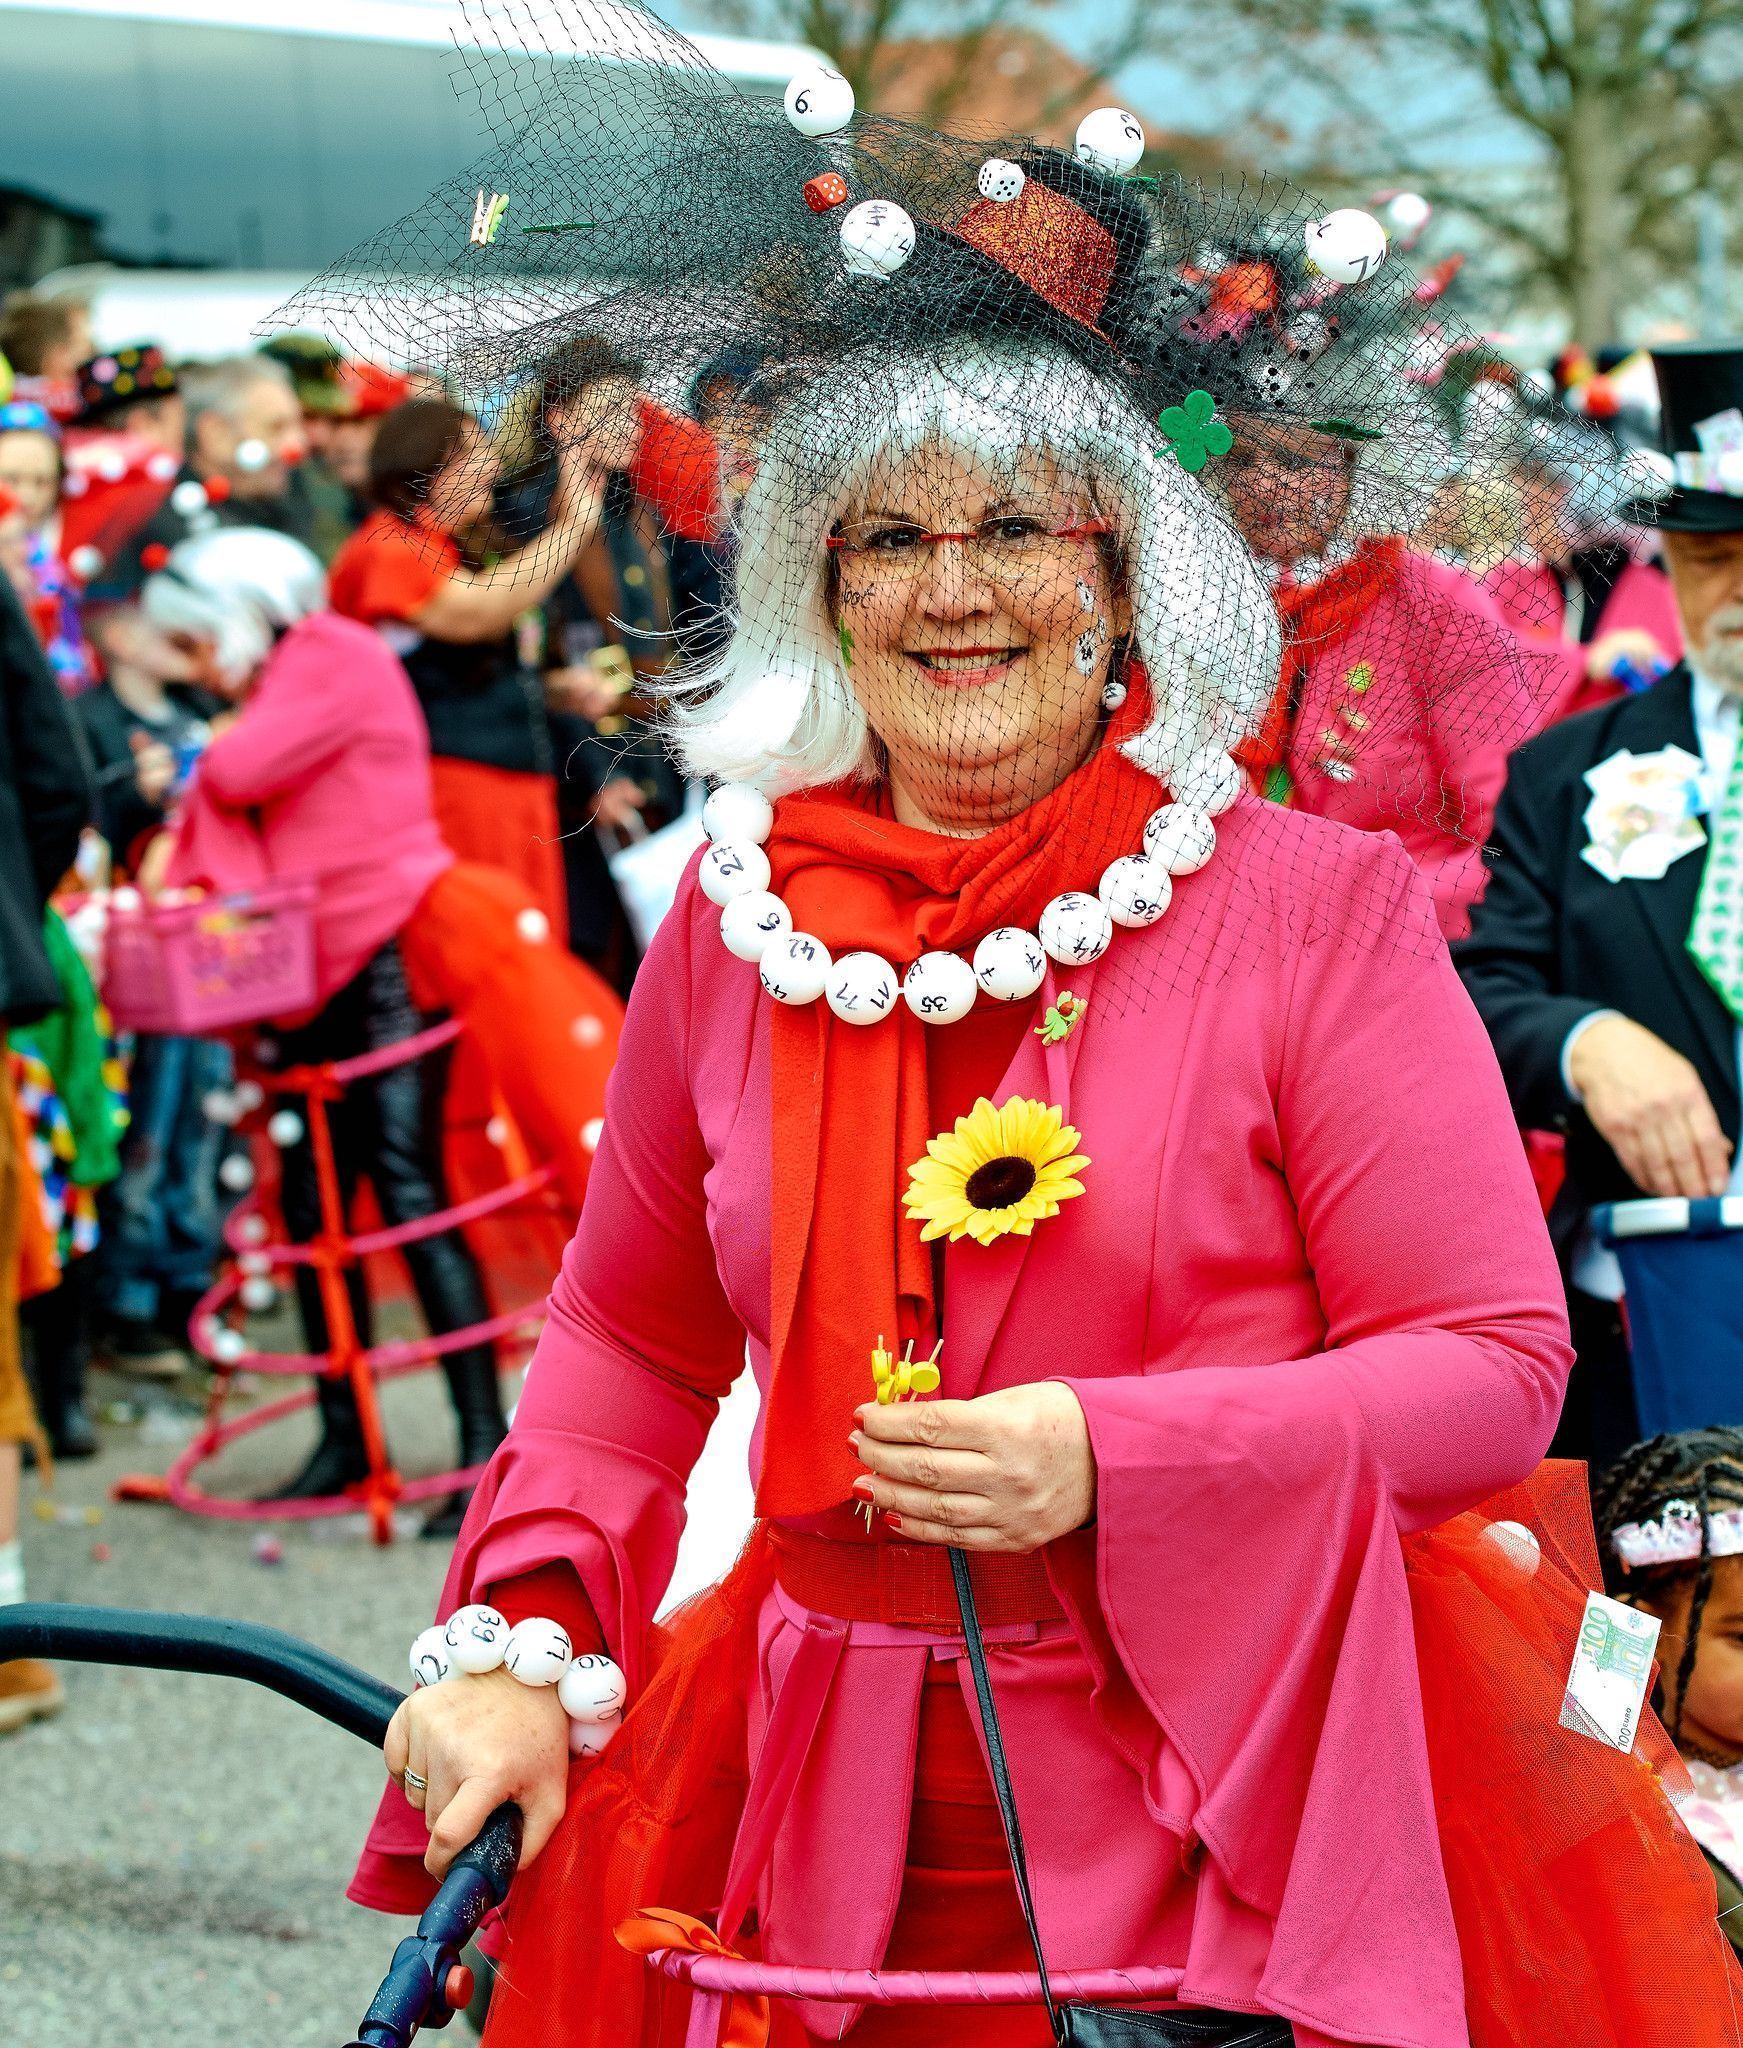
[103,879,318,1034]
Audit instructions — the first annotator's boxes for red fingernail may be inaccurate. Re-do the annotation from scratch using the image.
[885,1514,904,1532]
[851,1475,874,1500]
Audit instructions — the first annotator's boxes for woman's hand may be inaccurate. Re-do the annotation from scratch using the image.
[384,1666,571,1881]
[1585,627,1663,682]
[130,732,176,806]
[850,1383,1096,1552]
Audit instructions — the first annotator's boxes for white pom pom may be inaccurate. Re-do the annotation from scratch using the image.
[977,158,1026,203]
[68,544,104,581]
[973,927,1048,1003]
[237,1211,269,1246]
[1481,1519,1542,1577]
[840,200,916,280]
[233,1080,265,1113]
[784,63,854,137]
[218,1154,255,1193]
[234,437,272,474]
[503,1616,574,1687]
[211,1326,247,1364]
[825,950,899,1025]
[1098,855,1173,929]
[515,907,550,944]
[238,1252,271,1276]
[699,840,773,907]
[1142,805,1217,876]
[558,1652,628,1722]
[1037,891,1113,967]
[410,1625,452,1688]
[759,932,832,1006]
[720,890,793,962]
[568,1713,621,1757]
[1303,208,1388,285]
[1074,107,1146,176]
[580,1116,604,1152]
[443,1603,510,1674]
[701,782,774,846]
[266,1109,303,1148]
[202,1090,239,1126]
[571,1012,606,1047]
[170,479,209,517]
[239,1276,275,1312]
[1384,191,1432,236]
[902,950,978,1025]
[1176,748,1242,817]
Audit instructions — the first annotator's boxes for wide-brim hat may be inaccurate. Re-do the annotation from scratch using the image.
[1621,340,1743,532]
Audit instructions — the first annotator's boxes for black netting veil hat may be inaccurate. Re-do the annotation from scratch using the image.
[277,0,1642,1008]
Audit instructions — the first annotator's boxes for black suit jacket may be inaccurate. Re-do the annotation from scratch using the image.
[0,577,91,1024]
[1453,666,1739,1265]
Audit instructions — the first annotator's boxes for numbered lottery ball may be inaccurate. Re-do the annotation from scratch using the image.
[1038,891,1113,967]
[1480,1519,1542,1578]
[568,1712,622,1758]
[699,839,773,907]
[784,62,854,137]
[902,950,978,1025]
[977,158,1025,203]
[840,200,915,280]
[1098,855,1173,929]
[759,932,832,1006]
[409,1625,452,1689]
[443,1603,510,1675]
[503,1616,574,1687]
[826,951,899,1026]
[558,1652,628,1722]
[720,890,793,962]
[702,781,774,846]
[1074,107,1145,176]
[1175,748,1242,817]
[1303,208,1388,285]
[266,1109,304,1148]
[973,927,1048,1003]
[1142,804,1217,876]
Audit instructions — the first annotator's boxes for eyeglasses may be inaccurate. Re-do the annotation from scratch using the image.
[826,510,1112,579]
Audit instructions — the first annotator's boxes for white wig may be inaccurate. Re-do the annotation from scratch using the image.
[664,336,1280,795]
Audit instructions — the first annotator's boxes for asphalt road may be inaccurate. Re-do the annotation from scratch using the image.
[0,1334,759,2048]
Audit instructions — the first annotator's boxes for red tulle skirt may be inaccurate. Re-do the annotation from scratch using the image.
[480,1474,1742,2048]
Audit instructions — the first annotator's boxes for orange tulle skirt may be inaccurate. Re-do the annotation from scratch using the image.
[428,758,567,949]
[480,1474,1742,2048]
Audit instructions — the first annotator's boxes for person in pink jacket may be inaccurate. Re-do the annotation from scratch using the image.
[335,118,1735,2048]
[151,528,507,1520]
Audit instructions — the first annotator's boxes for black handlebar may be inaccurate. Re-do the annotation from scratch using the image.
[0,1603,524,2046]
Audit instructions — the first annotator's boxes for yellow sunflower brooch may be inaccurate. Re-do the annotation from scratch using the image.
[902,1097,1089,1247]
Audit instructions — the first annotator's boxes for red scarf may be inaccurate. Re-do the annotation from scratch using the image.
[756,672,1163,1519]
[1236,537,1403,797]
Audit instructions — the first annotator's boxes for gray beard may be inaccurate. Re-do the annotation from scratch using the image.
[1697,607,1743,694]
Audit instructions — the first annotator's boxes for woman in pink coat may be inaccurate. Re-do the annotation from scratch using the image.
[330,68,1735,2048]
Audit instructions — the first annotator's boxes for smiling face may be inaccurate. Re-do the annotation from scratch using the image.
[1632,1554,1743,1761]
[826,441,1129,833]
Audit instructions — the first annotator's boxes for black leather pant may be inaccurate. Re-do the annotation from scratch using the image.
[266,941,503,1462]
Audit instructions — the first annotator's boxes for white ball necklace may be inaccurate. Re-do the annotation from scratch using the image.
[699,752,1241,1027]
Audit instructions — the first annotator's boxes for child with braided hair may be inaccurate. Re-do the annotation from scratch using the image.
[1597,1426,1743,1957]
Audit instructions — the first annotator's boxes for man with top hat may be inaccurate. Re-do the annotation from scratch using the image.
[1457,341,1743,1474]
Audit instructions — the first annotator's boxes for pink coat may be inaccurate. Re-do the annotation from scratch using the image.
[358,800,1570,2048]
[1482,555,1684,717]
[166,611,453,1002]
[1283,552,1565,940]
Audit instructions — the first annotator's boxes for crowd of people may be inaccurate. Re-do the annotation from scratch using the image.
[2,94,1743,2036]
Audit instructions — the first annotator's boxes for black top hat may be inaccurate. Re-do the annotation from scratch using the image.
[75,343,179,424]
[1625,340,1743,532]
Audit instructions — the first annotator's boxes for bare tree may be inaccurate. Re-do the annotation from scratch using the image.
[1178,0,1743,341]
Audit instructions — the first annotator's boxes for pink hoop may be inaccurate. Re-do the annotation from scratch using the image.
[651,1947,1184,2005]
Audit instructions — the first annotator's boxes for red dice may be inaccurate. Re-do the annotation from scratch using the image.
[803,173,849,213]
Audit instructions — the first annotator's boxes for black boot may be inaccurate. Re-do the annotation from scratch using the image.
[421,1349,507,1540]
[265,1376,371,1501]
[22,1267,99,1460]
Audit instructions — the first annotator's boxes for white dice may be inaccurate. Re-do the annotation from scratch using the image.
[699,840,772,906]
[977,158,1026,203]
[443,1603,510,1675]
[1038,891,1113,967]
[503,1616,574,1687]
[902,950,979,1025]
[973,926,1048,1002]
[826,950,900,1025]
[1098,855,1173,929]
[759,932,832,1006]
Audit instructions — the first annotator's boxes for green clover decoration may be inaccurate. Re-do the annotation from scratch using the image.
[1155,390,1233,474]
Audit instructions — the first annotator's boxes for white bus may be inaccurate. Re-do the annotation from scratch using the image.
[2,0,815,346]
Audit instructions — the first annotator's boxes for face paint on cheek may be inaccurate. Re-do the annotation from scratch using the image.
[1076,577,1095,613]
[1073,629,1099,675]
